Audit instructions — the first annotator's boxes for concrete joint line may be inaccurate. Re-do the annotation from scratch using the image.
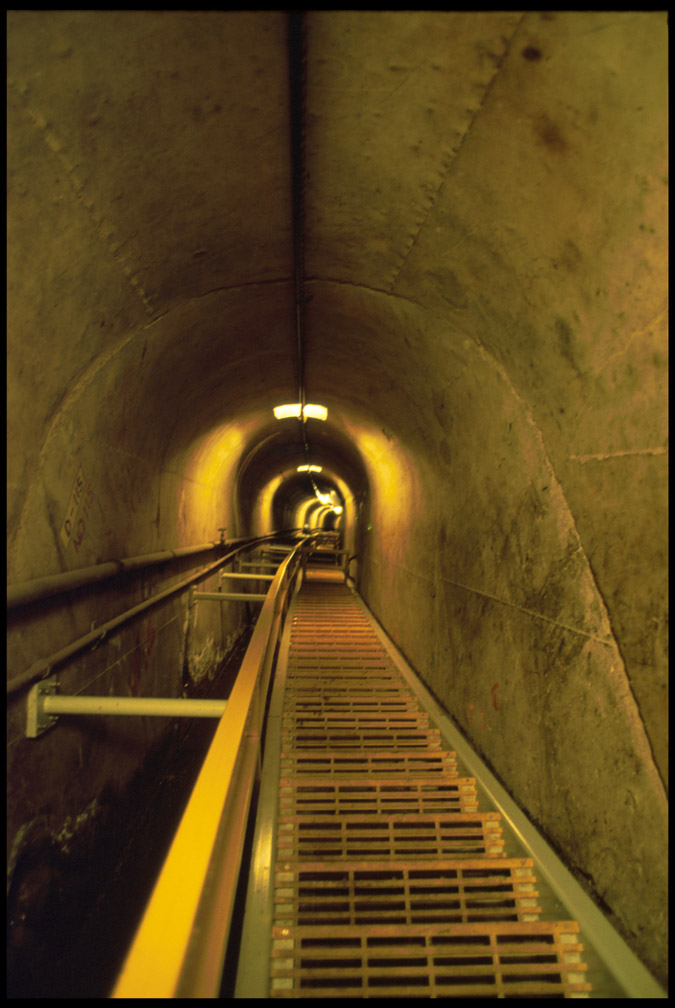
[374,553,615,646]
[386,12,528,294]
[569,447,668,463]
[570,305,667,441]
[37,330,138,467]
[305,275,428,312]
[437,575,614,647]
[8,77,155,317]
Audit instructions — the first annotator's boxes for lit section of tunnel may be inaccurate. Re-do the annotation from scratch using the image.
[7,9,667,997]
[235,410,373,549]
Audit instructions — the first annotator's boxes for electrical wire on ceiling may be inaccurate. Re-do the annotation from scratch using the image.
[288,12,308,446]
[287,10,329,508]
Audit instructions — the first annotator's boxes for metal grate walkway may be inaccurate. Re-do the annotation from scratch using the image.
[261,572,597,998]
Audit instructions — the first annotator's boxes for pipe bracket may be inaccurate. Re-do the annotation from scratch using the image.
[26,675,59,738]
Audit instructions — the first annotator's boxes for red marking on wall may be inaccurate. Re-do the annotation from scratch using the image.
[129,618,156,697]
[129,656,141,697]
[143,617,156,663]
[60,468,94,553]
[491,683,500,711]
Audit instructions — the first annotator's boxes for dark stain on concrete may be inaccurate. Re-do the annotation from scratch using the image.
[430,266,469,309]
[535,112,568,154]
[522,46,543,61]
[432,387,446,429]
[555,317,581,375]
[7,629,253,997]
[553,239,582,274]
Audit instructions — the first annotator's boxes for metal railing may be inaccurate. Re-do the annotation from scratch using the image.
[7,533,300,698]
[23,555,298,737]
[7,541,225,611]
[111,532,331,998]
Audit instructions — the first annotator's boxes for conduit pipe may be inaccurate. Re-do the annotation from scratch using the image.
[26,684,228,738]
[6,538,272,611]
[42,695,227,718]
[6,533,303,697]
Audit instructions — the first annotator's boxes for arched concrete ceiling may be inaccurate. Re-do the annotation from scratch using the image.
[234,418,362,536]
[236,419,369,505]
[7,10,668,985]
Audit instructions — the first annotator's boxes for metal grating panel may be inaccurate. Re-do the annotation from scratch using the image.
[284,697,421,712]
[273,859,540,928]
[277,811,505,861]
[270,922,590,998]
[280,750,460,778]
[278,778,479,815]
[266,578,592,997]
[284,732,443,750]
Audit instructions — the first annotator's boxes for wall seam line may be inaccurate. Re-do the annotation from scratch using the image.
[386,11,528,293]
[8,76,156,317]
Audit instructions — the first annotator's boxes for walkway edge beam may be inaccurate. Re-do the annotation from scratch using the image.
[358,590,667,999]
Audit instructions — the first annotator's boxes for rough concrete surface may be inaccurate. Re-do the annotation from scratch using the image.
[7,9,667,993]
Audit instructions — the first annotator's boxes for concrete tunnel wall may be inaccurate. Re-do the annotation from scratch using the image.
[7,10,668,991]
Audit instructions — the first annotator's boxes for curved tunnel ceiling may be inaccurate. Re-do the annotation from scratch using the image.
[235,417,369,531]
[7,10,668,984]
[8,10,666,566]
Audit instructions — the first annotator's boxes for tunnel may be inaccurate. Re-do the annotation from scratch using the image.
[7,10,667,998]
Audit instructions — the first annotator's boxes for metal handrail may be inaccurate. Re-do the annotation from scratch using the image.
[111,534,323,998]
[7,542,220,611]
[6,532,302,611]
[6,532,300,697]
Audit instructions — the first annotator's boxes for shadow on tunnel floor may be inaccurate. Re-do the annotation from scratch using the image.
[6,625,254,999]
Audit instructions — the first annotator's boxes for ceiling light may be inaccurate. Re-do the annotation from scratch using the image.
[273,404,300,419]
[273,403,327,421]
[302,404,328,421]
[297,464,322,473]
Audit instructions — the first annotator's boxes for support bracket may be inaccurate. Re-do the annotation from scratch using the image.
[193,591,267,603]
[26,675,58,738]
[26,675,228,738]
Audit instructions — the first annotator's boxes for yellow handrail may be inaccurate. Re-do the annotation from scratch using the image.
[111,537,317,998]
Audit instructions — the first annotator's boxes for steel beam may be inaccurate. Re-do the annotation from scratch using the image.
[26,676,227,737]
[193,591,266,603]
[220,572,275,581]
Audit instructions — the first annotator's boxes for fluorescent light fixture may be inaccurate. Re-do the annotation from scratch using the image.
[315,491,332,505]
[297,465,323,473]
[273,404,300,419]
[273,403,328,421]
[273,403,300,419]
[302,404,328,421]
[332,505,343,515]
